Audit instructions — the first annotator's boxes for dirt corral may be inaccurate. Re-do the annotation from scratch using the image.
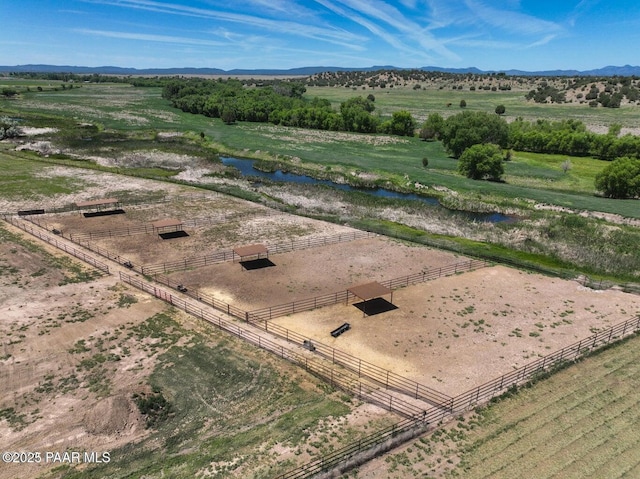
[166,236,462,310]
[43,200,357,266]
[31,192,640,401]
[271,266,640,396]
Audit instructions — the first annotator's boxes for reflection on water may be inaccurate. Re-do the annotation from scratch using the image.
[221,157,515,223]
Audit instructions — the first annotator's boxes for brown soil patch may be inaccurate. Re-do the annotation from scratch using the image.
[167,236,461,310]
[271,266,640,397]
[0,225,169,479]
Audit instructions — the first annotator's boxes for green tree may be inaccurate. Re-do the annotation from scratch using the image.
[595,157,640,198]
[495,104,506,115]
[419,112,444,141]
[458,143,505,181]
[459,99,467,108]
[220,106,237,124]
[340,96,378,133]
[384,110,416,136]
[441,111,509,158]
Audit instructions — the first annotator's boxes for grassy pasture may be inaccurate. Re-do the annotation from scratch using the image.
[448,333,640,479]
[0,144,90,199]
[304,85,640,129]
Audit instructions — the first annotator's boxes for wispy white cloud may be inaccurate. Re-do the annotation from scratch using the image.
[82,0,367,49]
[315,0,460,62]
[463,0,563,36]
[526,34,558,48]
[568,0,601,26]
[75,28,228,47]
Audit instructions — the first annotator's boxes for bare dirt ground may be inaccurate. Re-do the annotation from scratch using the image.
[167,236,462,310]
[25,190,357,267]
[21,179,640,402]
[0,222,170,479]
[271,266,640,397]
[3,164,640,478]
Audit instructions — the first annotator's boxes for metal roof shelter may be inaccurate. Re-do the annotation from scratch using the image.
[233,244,269,261]
[151,218,183,232]
[347,281,393,317]
[75,198,119,210]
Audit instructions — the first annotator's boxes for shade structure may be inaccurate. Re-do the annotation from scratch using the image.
[151,218,183,231]
[233,244,268,260]
[347,281,394,317]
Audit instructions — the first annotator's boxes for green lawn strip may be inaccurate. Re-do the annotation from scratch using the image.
[0,148,89,200]
[449,334,640,479]
[467,382,639,478]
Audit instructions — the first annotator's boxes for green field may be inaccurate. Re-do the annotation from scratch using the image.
[2,81,636,216]
[450,334,640,478]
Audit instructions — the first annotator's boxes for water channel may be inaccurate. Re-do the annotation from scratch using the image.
[221,156,515,223]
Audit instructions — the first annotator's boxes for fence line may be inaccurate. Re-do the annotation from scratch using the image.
[275,313,640,478]
[6,211,640,478]
[140,230,377,275]
[4,192,218,218]
[151,272,451,406]
[1,215,110,274]
[247,259,488,322]
[64,209,284,242]
[118,271,433,420]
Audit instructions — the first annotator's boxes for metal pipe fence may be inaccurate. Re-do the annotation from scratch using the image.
[140,230,377,275]
[1,215,110,274]
[274,313,640,478]
[118,271,431,420]
[63,208,284,241]
[247,259,488,322]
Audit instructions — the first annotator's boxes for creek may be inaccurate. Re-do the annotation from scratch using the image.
[221,156,515,223]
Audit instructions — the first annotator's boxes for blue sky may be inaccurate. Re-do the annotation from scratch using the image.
[1,0,639,71]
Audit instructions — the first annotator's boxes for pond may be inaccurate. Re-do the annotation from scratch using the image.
[221,157,515,223]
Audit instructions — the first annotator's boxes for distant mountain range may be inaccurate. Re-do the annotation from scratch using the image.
[1,64,640,77]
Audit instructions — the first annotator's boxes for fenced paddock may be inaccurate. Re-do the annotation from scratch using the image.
[7,201,640,479]
[274,314,640,479]
[116,270,640,479]
[161,235,463,311]
[1,215,110,274]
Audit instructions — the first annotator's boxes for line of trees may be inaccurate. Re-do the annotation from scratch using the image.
[426,112,640,162]
[161,79,415,136]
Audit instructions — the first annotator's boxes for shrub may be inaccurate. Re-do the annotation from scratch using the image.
[458,143,505,181]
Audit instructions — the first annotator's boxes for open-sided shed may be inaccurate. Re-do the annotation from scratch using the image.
[152,218,186,239]
[76,198,121,216]
[233,244,269,261]
[347,281,394,316]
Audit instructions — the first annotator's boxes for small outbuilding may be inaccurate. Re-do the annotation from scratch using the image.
[233,244,273,270]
